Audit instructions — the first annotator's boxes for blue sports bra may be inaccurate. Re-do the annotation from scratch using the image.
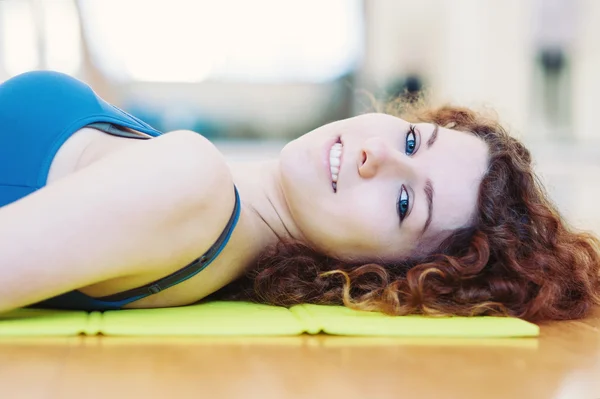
[0,70,241,311]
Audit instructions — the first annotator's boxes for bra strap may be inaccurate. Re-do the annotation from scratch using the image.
[94,185,241,303]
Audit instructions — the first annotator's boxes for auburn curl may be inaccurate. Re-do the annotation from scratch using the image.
[214,99,600,322]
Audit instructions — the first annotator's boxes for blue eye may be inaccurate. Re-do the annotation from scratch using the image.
[405,125,417,155]
[397,185,410,222]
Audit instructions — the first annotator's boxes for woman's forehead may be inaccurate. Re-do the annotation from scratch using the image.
[418,126,489,239]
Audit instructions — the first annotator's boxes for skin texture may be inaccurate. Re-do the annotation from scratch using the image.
[277,113,489,262]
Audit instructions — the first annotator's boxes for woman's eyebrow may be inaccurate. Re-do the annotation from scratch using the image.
[417,125,438,237]
[427,124,439,148]
[421,179,434,237]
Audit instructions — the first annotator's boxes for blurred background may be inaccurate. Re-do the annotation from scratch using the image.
[0,0,599,232]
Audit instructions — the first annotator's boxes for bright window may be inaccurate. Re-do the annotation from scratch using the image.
[0,0,81,77]
[38,0,82,74]
[80,0,364,83]
[0,0,39,76]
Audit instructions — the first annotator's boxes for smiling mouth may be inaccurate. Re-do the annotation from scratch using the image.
[329,137,343,193]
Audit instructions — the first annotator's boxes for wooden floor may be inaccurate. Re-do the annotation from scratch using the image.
[1,310,599,399]
[2,139,600,399]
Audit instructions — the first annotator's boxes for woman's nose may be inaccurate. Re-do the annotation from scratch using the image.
[358,137,416,180]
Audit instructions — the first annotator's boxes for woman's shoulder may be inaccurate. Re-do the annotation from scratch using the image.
[143,129,235,210]
[0,128,236,311]
[74,127,234,222]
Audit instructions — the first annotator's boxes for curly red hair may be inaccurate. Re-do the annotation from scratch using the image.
[214,101,600,322]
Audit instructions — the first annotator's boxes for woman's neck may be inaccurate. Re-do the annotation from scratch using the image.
[223,158,305,266]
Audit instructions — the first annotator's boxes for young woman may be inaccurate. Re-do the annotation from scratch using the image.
[1,70,598,321]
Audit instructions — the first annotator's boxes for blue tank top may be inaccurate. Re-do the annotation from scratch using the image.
[0,71,241,311]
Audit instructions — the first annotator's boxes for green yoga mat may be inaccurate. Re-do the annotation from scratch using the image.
[0,301,539,338]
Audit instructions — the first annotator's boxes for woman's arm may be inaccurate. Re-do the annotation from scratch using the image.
[0,130,234,312]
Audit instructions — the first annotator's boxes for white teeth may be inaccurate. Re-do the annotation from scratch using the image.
[329,140,343,186]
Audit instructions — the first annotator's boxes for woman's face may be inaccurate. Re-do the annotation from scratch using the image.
[278,113,489,263]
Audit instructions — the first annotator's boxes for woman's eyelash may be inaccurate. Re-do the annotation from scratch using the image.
[397,185,409,222]
[405,125,417,155]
